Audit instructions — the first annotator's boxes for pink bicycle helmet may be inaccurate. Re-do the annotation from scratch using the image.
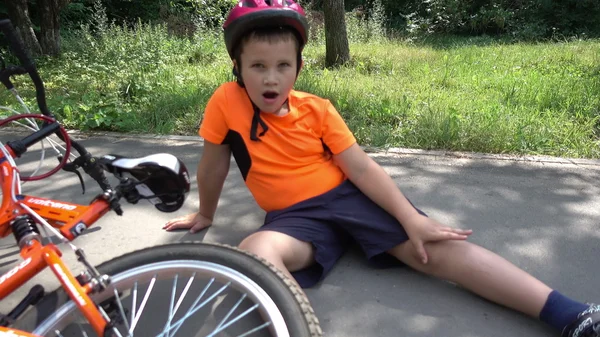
[223,0,309,59]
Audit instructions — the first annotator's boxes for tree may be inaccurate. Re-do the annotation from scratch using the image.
[2,0,42,56]
[1,0,70,57]
[38,0,71,56]
[323,0,350,67]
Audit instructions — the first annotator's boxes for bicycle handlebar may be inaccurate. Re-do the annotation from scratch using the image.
[8,122,60,156]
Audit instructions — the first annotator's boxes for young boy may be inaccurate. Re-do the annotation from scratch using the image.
[164,1,600,336]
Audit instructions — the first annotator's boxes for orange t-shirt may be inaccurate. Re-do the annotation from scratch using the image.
[199,82,357,212]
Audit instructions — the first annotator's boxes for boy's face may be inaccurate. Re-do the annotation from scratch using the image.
[237,37,299,115]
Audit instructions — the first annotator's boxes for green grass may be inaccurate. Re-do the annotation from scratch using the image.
[300,39,600,158]
[1,20,599,158]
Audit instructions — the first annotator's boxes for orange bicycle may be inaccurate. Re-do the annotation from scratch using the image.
[0,19,321,337]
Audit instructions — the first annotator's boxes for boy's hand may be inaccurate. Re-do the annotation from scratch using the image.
[403,214,473,264]
[163,212,212,234]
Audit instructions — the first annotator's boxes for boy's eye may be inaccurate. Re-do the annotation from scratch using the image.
[251,63,264,68]
[279,62,291,67]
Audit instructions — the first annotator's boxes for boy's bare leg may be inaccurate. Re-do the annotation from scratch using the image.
[388,240,552,318]
[239,230,315,290]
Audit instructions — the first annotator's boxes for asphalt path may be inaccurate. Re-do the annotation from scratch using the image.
[1,131,600,337]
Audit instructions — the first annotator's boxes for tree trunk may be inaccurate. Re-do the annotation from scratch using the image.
[38,0,70,56]
[2,0,43,56]
[323,0,350,67]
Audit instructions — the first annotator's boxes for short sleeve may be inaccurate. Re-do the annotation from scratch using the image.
[199,85,229,144]
[321,100,356,154]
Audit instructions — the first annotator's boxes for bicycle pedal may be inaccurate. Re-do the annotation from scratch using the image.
[0,284,45,327]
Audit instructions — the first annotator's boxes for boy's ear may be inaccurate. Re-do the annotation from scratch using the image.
[232,59,245,87]
[232,60,240,77]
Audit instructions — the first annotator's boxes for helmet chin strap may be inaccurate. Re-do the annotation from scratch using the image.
[250,104,269,141]
[248,97,290,141]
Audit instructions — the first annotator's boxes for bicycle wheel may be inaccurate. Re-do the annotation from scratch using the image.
[11,242,322,337]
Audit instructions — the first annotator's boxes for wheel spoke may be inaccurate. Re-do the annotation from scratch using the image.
[131,282,138,331]
[28,251,310,337]
[98,305,124,337]
[129,275,156,334]
[206,303,261,337]
[76,323,88,337]
[156,277,214,337]
[236,322,272,337]
[161,274,178,337]
[163,281,231,337]
[113,288,132,336]
[216,294,247,331]
[166,273,196,337]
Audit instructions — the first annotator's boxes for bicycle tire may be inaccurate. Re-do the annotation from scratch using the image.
[11,242,322,337]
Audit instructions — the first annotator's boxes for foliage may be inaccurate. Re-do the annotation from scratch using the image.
[59,0,236,36]
[304,0,600,40]
[0,20,228,133]
[2,0,599,159]
[2,20,599,158]
[3,0,599,40]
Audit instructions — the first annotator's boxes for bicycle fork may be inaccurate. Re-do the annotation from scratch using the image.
[0,217,115,336]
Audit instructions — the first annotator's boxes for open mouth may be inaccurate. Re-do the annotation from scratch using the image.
[263,91,279,99]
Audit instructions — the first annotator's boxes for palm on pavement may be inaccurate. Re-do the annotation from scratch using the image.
[163,212,212,233]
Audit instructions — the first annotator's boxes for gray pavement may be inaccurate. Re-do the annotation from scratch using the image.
[1,131,600,337]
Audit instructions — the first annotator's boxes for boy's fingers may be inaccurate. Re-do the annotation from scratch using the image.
[442,232,470,240]
[442,227,472,236]
[414,241,428,264]
[164,217,186,226]
[163,220,194,231]
[162,221,179,229]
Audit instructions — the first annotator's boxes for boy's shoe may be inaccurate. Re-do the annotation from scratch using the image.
[562,304,600,337]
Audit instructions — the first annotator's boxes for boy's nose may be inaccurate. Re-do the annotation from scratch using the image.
[263,72,278,85]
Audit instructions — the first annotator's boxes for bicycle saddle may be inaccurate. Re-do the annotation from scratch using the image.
[98,153,191,212]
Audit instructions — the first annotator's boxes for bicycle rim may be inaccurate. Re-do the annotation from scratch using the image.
[33,260,292,337]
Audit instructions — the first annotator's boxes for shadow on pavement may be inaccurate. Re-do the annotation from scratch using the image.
[1,133,599,337]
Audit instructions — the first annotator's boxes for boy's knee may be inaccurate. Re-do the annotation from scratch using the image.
[239,231,314,272]
[239,231,285,263]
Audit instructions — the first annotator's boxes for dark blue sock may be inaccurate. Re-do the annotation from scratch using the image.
[539,290,589,331]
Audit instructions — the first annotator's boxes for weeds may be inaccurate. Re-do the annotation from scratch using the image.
[1,10,599,158]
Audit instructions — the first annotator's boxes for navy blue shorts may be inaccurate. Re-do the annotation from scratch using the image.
[256,179,427,288]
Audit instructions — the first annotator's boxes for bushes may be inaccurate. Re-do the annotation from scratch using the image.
[60,0,236,36]
[303,0,600,40]
[51,0,600,41]
[403,0,600,39]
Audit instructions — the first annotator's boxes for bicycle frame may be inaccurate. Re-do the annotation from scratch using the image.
[0,145,114,336]
[0,17,191,336]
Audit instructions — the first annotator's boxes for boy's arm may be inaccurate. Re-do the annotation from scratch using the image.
[197,141,231,220]
[333,143,471,263]
[163,140,230,233]
[333,143,420,224]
